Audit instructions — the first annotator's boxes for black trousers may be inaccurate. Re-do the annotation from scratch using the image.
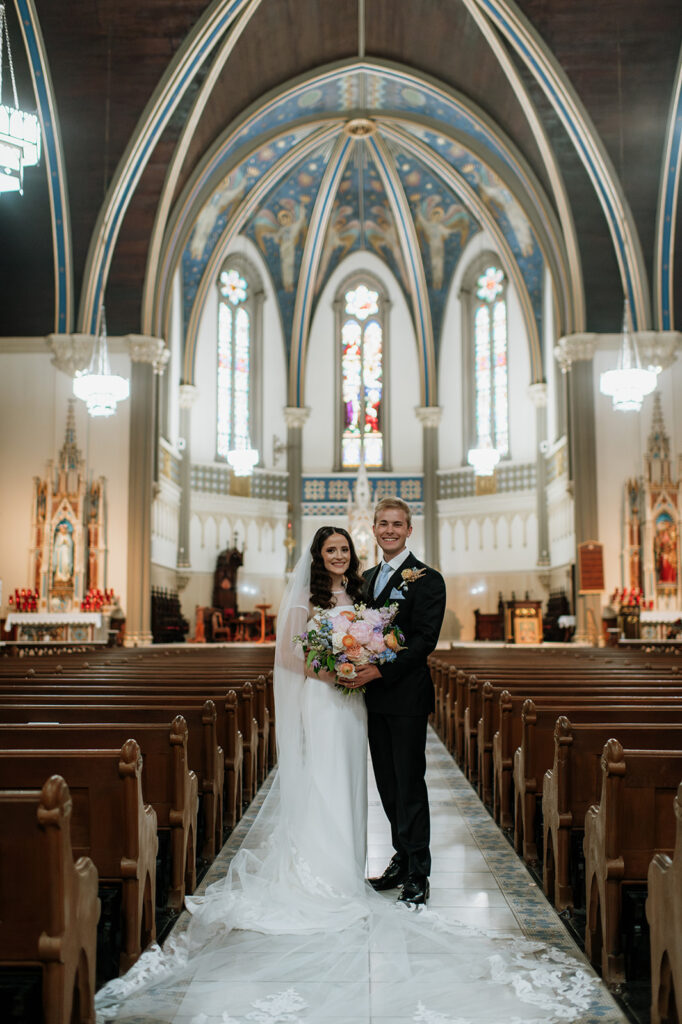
[367,712,431,877]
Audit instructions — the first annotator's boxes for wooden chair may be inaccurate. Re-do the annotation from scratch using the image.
[211,610,234,642]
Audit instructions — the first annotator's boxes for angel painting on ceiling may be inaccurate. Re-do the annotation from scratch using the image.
[253,198,308,291]
[415,194,471,289]
[190,167,248,259]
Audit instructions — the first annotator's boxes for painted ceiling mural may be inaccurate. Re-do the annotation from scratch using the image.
[176,63,555,380]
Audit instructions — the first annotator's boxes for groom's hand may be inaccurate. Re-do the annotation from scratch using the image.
[353,665,382,686]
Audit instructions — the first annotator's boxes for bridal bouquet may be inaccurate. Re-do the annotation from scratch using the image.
[294,603,405,694]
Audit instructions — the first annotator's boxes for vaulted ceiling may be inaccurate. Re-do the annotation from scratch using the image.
[2,0,681,363]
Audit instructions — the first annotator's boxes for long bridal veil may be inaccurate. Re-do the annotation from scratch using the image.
[95,550,599,1024]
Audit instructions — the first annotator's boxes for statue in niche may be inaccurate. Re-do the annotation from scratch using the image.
[655,513,678,585]
[52,520,74,585]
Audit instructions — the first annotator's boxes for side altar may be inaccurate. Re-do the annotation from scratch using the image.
[29,401,108,613]
[619,395,682,639]
[1,403,122,648]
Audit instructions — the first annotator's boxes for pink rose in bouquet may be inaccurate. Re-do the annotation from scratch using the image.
[347,619,373,646]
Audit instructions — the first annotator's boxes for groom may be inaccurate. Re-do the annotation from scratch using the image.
[353,497,446,905]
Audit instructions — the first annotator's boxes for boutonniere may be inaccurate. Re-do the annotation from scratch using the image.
[399,567,427,590]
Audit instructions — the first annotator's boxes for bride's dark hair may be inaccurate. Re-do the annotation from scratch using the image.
[309,527,364,609]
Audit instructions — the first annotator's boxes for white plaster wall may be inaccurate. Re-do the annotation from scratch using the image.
[0,347,130,613]
[594,352,682,598]
[304,250,421,474]
[190,235,286,469]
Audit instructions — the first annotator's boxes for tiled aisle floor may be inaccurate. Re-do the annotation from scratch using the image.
[187,728,628,1024]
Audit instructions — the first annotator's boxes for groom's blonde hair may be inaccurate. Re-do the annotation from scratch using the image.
[373,497,412,528]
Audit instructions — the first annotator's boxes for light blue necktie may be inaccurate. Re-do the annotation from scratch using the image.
[374,561,393,598]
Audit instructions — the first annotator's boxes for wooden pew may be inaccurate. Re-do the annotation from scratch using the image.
[542,717,682,910]
[647,780,682,1024]
[492,691,682,831]
[0,775,100,1024]
[0,699,223,860]
[0,744,156,980]
[0,675,259,808]
[0,720,197,912]
[513,700,682,862]
[584,740,682,986]
[0,688,244,830]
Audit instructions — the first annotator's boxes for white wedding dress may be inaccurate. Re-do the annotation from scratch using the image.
[95,564,599,1024]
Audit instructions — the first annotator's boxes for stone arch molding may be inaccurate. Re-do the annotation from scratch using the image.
[153,61,571,409]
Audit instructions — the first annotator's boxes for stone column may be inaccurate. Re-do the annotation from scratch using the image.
[125,336,169,646]
[528,383,550,568]
[284,406,310,570]
[554,335,599,643]
[415,406,442,568]
[176,384,199,589]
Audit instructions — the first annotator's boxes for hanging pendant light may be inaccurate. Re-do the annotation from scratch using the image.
[0,4,41,194]
[467,441,500,477]
[73,307,130,417]
[227,445,259,477]
[599,298,657,412]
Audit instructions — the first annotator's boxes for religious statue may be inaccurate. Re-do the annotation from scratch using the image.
[52,521,74,585]
[655,513,678,585]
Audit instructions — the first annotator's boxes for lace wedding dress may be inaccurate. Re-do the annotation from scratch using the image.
[95,557,598,1024]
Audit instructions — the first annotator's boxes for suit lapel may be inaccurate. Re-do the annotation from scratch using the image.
[366,564,382,606]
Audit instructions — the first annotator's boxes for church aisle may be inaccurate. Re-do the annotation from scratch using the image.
[158,728,628,1024]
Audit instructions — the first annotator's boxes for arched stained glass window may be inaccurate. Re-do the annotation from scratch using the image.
[473,264,509,456]
[217,266,253,460]
[340,282,385,468]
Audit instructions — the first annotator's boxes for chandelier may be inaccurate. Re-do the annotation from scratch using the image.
[73,307,130,417]
[227,445,259,477]
[0,4,41,194]
[599,298,657,412]
[467,443,500,477]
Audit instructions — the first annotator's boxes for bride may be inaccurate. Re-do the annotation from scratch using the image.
[95,527,598,1024]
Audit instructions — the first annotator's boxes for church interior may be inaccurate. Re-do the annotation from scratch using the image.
[1,1,682,1022]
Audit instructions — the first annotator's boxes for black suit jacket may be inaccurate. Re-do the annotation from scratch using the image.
[363,551,446,717]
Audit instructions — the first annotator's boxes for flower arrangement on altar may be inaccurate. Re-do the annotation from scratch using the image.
[294,603,405,694]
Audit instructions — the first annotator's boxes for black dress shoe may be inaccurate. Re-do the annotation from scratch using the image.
[397,875,430,906]
[368,854,409,891]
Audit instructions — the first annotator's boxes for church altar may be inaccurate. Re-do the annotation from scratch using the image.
[3,611,105,643]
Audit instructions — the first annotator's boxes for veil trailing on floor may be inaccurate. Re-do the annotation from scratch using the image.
[95,550,599,1024]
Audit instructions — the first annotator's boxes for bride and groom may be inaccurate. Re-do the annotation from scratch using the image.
[306,497,447,907]
[96,498,598,1024]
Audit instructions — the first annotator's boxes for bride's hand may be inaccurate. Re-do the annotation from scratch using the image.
[307,666,336,685]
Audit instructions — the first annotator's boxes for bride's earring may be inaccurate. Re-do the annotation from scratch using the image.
[341,575,348,588]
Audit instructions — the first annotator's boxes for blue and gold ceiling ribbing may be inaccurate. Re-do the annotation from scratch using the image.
[169,61,568,399]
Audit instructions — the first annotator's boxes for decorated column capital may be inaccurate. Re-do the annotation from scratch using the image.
[178,383,200,408]
[127,334,170,375]
[637,332,681,372]
[47,333,95,377]
[283,405,311,429]
[528,382,548,408]
[415,405,443,428]
[554,334,598,372]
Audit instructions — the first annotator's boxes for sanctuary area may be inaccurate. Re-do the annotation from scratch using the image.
[0,3,681,1024]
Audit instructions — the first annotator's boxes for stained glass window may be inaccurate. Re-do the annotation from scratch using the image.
[341,283,384,468]
[217,267,252,459]
[473,265,508,456]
